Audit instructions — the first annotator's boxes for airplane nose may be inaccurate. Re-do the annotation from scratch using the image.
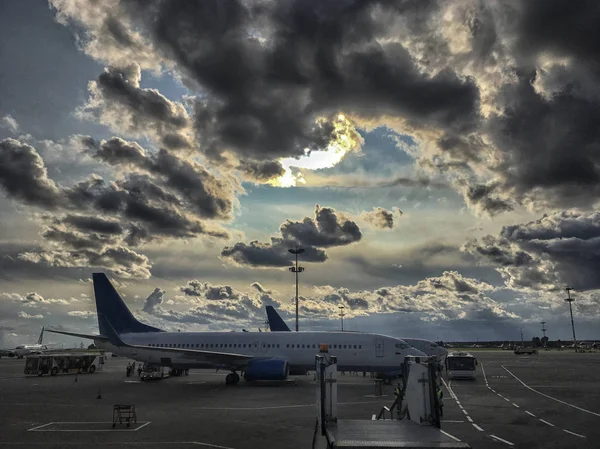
[409,348,427,357]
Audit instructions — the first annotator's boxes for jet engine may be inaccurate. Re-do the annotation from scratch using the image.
[243,358,289,381]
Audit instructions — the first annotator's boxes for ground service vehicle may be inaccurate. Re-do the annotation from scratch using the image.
[24,351,105,376]
[446,352,477,380]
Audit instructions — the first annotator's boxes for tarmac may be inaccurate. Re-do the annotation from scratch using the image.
[0,350,599,448]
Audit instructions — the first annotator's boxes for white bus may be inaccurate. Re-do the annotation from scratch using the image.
[445,351,477,380]
[25,351,105,376]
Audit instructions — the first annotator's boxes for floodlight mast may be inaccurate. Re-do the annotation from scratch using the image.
[288,247,305,332]
[564,287,577,350]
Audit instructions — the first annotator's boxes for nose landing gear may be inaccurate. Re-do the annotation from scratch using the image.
[225,372,240,385]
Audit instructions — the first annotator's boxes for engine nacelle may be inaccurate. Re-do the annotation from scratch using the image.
[244,358,289,381]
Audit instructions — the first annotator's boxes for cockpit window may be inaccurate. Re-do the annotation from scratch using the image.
[395,342,410,349]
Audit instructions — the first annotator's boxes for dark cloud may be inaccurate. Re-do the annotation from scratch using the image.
[221,237,328,268]
[237,160,285,183]
[82,65,192,149]
[463,210,600,292]
[53,0,479,171]
[0,139,62,208]
[222,205,360,267]
[280,205,361,248]
[85,137,235,220]
[143,287,165,313]
[361,207,402,229]
[178,280,241,301]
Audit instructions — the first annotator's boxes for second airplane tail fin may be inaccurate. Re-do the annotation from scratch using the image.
[37,326,44,345]
[266,305,291,332]
[93,273,162,335]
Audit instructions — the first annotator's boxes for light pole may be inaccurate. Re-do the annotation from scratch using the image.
[338,304,345,331]
[288,247,305,332]
[540,321,547,347]
[565,287,577,350]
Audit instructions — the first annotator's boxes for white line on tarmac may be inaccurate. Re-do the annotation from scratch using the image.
[472,424,484,432]
[442,420,464,423]
[490,435,515,446]
[512,403,520,408]
[190,400,383,411]
[539,419,555,427]
[503,397,511,402]
[563,429,586,439]
[502,365,600,417]
[525,411,536,418]
[481,363,489,386]
[440,430,462,442]
[466,416,473,423]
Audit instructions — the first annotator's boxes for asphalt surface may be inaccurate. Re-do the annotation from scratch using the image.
[439,350,600,448]
[0,350,599,448]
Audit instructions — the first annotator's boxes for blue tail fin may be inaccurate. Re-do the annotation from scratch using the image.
[93,273,162,335]
[266,305,291,331]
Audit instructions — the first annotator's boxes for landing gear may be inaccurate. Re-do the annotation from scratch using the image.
[225,372,240,385]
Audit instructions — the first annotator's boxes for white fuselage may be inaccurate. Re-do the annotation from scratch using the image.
[402,338,448,359]
[13,344,44,357]
[98,331,425,372]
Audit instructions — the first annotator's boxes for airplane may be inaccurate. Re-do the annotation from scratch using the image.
[265,305,448,360]
[46,273,426,385]
[2,327,47,358]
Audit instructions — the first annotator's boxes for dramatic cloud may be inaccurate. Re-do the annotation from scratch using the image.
[67,310,96,318]
[463,210,600,292]
[0,139,62,208]
[142,287,165,313]
[297,271,515,323]
[80,65,193,150]
[361,207,403,229]
[0,136,233,278]
[0,114,19,134]
[17,312,44,320]
[222,205,360,267]
[142,280,281,328]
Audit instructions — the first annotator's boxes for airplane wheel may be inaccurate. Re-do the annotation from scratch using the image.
[51,367,59,376]
[383,378,391,385]
[89,365,96,374]
[233,372,240,384]
[225,373,235,385]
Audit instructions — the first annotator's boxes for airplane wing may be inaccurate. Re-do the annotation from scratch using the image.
[101,318,253,368]
[45,328,108,341]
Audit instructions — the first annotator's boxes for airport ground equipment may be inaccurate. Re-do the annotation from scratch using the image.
[112,404,137,428]
[24,351,105,376]
[445,352,478,380]
[514,347,538,355]
[313,351,470,448]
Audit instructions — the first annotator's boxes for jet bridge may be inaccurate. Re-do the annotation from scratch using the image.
[313,352,470,449]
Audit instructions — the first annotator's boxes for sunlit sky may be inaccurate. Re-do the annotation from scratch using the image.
[1,1,600,348]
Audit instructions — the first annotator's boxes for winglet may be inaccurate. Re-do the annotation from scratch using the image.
[266,305,291,331]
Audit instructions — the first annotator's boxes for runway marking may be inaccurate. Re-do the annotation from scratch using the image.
[466,416,473,423]
[563,429,586,439]
[525,411,536,417]
[539,419,555,427]
[511,403,520,408]
[490,435,515,446]
[490,388,496,393]
[28,421,151,432]
[442,420,464,423]
[190,400,383,411]
[461,409,469,416]
[481,362,489,386]
[472,424,484,432]
[439,430,461,442]
[502,365,600,417]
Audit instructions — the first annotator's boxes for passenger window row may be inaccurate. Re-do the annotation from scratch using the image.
[145,343,362,350]
[286,344,361,350]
